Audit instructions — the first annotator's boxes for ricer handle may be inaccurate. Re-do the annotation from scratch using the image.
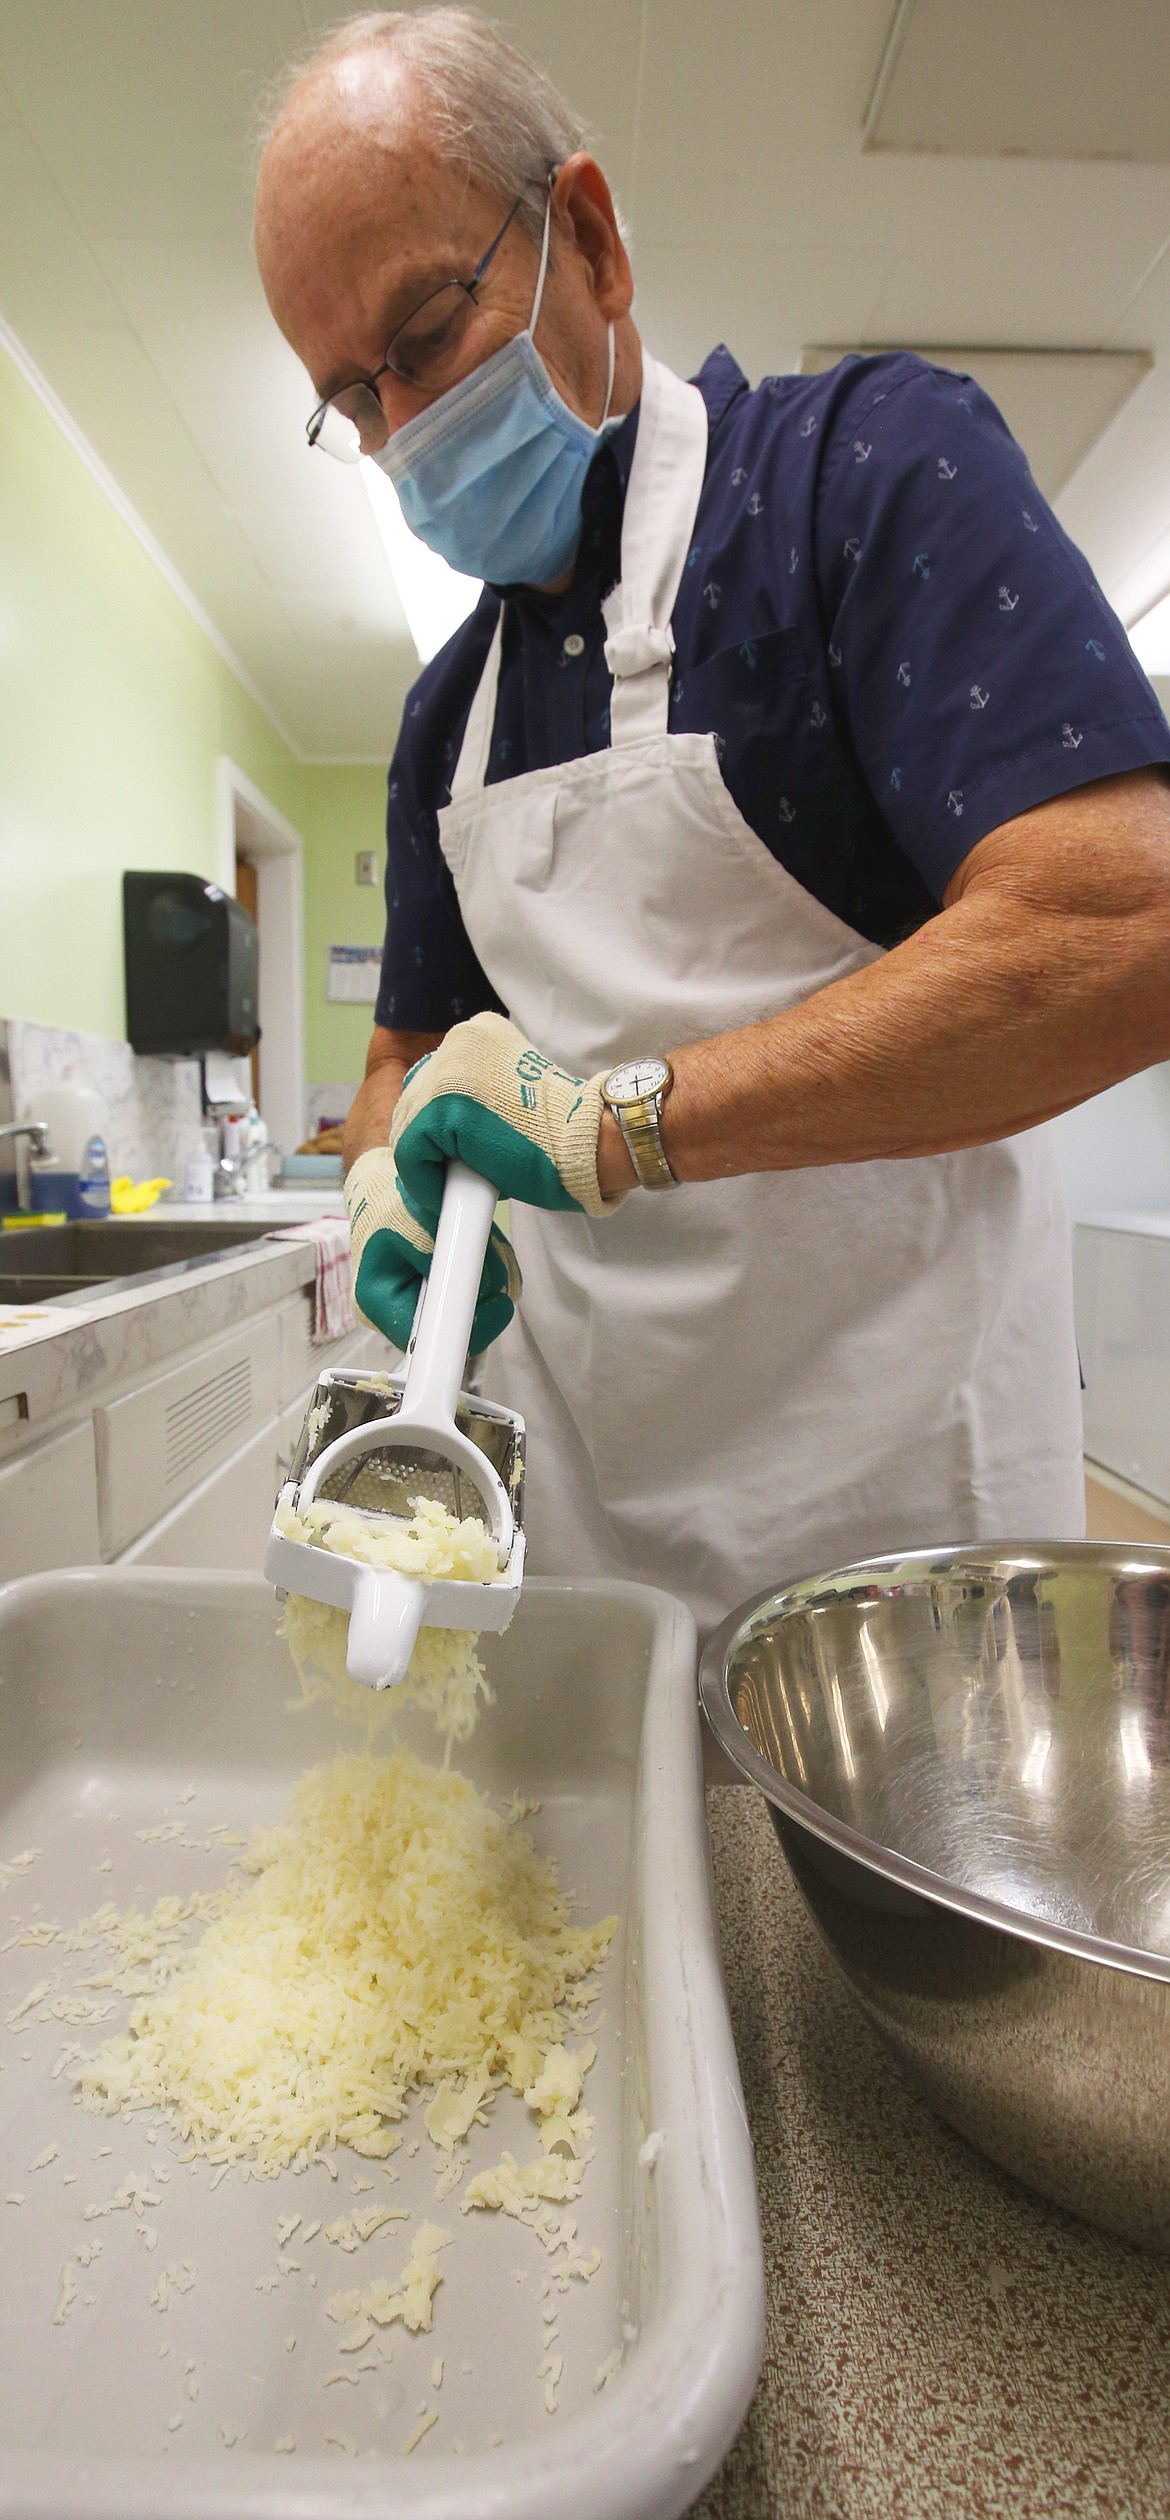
[398,1161,498,1432]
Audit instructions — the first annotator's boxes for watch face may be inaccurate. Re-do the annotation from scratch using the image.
[605,1057,670,1106]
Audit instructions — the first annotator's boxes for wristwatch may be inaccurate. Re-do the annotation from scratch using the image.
[601,1056,677,1190]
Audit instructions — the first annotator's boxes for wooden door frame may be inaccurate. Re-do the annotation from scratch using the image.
[215,759,305,1157]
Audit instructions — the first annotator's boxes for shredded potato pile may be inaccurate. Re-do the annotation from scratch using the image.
[274,1494,500,1747]
[78,1750,615,2176]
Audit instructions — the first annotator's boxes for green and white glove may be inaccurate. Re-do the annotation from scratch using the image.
[345,1144,521,1355]
[391,1011,627,1229]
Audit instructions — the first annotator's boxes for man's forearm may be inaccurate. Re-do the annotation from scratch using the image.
[342,1028,444,1176]
[598,769,1170,1196]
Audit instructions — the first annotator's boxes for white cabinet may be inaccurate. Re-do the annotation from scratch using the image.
[1075,1220,1170,1503]
[117,1324,390,1572]
[122,1414,290,1570]
[94,1317,282,1556]
[0,1420,100,1582]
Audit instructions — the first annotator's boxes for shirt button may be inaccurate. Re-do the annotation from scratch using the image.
[562,632,585,658]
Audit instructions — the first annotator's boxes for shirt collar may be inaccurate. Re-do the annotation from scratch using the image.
[497,346,750,610]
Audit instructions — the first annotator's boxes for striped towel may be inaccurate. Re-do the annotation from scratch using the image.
[272,1215,356,1343]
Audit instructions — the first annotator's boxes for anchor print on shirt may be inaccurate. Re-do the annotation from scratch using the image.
[702,580,722,610]
[970,685,989,710]
[746,492,765,516]
[853,440,872,463]
[896,660,911,688]
[938,457,957,481]
[1022,509,1039,532]
[998,587,1019,612]
[913,552,931,580]
[809,700,828,729]
[1062,723,1083,749]
[799,412,818,438]
[843,537,862,563]
[731,466,748,486]
[777,796,797,824]
[789,546,799,576]
[1085,638,1106,661]
[947,789,964,817]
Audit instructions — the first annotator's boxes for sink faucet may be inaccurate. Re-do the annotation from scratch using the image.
[0,1120,53,1158]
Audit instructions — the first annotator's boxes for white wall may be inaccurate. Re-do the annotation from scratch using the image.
[1046,677,1170,1224]
[1048,1066,1170,1224]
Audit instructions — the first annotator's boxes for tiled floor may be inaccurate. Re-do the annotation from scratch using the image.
[691,1785,1170,2519]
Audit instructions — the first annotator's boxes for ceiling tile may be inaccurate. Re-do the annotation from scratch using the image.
[631,0,897,246]
[0,0,308,237]
[0,124,125,332]
[866,0,1170,163]
[863,156,1170,345]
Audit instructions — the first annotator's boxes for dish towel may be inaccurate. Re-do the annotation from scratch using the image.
[272,1216,357,1343]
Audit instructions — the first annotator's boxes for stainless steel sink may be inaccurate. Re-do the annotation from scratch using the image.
[0,1216,277,1308]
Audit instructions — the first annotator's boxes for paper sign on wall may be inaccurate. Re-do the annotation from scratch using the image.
[327,945,382,1004]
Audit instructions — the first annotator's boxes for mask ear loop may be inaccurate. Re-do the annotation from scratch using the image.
[527,190,554,336]
[600,322,616,427]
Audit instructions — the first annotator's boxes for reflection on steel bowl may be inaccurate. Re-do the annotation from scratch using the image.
[699,1543,1170,2251]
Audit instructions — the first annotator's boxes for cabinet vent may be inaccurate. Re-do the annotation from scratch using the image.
[164,1357,252,1489]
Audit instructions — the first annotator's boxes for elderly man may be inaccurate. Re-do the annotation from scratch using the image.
[255,9,1170,1633]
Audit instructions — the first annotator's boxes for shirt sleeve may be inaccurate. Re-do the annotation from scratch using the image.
[813,355,1170,898]
[374,631,506,1036]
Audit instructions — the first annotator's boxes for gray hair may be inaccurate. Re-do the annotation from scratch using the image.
[271,8,609,243]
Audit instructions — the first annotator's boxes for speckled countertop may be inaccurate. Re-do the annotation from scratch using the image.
[692,1785,1170,2520]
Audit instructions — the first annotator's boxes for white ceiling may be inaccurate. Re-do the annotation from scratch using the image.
[866,0,1170,162]
[1,0,1170,760]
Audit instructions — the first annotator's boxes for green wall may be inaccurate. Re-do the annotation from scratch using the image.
[0,337,394,1096]
[299,763,389,1090]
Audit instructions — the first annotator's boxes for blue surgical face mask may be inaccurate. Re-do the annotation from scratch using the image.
[375,196,617,587]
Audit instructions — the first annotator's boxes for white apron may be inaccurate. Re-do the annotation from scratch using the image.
[437,352,1084,1636]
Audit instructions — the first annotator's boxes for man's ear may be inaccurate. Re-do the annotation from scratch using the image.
[554,153,633,319]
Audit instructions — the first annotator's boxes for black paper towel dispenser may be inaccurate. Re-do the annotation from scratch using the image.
[123,871,259,1058]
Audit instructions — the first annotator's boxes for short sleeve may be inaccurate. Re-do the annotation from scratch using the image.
[814,356,1170,897]
[374,620,506,1035]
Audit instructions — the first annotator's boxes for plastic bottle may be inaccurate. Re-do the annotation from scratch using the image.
[75,1135,112,1220]
[182,1144,215,1204]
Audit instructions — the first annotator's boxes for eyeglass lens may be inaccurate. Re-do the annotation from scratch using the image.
[315,283,493,454]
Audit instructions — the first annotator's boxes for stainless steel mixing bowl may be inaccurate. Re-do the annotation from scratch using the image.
[700,1543,1170,2250]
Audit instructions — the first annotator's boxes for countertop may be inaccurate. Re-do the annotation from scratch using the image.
[0,1194,347,1438]
[692,1786,1170,2519]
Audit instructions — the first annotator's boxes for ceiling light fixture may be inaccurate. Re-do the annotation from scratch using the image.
[361,460,482,664]
[1128,590,1170,678]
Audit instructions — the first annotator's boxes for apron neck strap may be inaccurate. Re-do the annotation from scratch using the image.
[603,353,709,745]
[449,603,505,802]
[448,355,710,799]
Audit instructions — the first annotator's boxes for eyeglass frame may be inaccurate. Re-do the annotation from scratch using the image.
[305,174,554,451]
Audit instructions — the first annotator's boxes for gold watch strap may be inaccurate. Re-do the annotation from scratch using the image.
[615,1096,676,1190]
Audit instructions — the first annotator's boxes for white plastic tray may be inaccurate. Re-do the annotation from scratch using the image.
[0,1567,763,2520]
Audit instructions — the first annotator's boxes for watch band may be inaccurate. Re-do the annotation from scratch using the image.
[614,1095,676,1190]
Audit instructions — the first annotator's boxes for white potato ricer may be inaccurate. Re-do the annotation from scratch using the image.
[265,1161,525,1687]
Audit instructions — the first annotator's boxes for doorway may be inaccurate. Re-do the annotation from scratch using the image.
[232,851,262,1109]
[216,759,305,1158]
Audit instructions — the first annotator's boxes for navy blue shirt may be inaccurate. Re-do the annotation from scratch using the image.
[376,347,1170,1034]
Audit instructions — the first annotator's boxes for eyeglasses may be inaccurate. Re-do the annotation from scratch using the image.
[307,188,540,459]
